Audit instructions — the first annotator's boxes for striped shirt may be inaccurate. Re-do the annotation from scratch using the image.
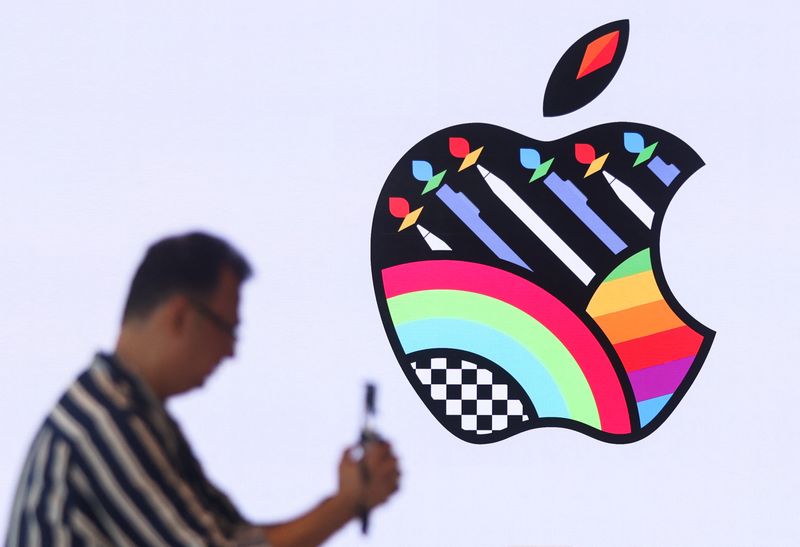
[5,354,268,546]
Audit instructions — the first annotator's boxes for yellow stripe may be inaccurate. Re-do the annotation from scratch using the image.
[587,270,662,317]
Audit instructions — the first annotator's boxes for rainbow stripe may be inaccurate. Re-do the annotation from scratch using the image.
[587,249,704,426]
[382,260,631,434]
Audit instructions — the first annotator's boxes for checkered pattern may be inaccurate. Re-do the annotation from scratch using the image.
[410,356,529,435]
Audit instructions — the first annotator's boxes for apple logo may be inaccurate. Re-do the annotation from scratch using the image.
[371,20,714,443]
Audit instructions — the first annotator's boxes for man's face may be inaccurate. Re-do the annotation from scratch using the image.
[174,266,242,394]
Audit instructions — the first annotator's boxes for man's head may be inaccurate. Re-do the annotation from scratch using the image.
[122,232,252,323]
[116,232,253,399]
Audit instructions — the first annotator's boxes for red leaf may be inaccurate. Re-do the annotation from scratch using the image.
[574,143,596,164]
[449,137,470,158]
[388,197,410,219]
[577,31,620,79]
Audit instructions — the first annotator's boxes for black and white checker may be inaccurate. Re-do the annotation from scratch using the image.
[410,355,530,436]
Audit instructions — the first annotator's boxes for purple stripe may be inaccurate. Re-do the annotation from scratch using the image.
[628,356,695,401]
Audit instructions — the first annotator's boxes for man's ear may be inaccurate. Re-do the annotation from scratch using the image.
[162,294,191,336]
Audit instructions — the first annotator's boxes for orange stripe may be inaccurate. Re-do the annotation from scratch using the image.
[613,326,704,372]
[593,299,686,344]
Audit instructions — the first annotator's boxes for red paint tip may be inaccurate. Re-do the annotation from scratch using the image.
[449,137,470,158]
[388,197,410,219]
[574,143,597,164]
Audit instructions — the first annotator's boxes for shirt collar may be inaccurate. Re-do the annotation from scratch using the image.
[93,352,181,456]
[96,352,163,407]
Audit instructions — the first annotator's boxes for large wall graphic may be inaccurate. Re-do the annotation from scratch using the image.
[371,20,715,444]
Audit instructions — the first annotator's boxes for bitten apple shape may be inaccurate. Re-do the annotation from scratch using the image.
[371,20,714,444]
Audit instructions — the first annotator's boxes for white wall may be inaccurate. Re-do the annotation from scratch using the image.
[1,1,798,545]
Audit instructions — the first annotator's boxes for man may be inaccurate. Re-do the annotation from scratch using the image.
[5,232,400,546]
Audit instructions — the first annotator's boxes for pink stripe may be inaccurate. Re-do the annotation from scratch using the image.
[627,356,695,402]
[382,260,631,434]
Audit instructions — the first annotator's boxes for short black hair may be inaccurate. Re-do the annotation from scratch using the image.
[122,231,252,322]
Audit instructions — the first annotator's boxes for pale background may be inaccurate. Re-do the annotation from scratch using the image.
[1,1,797,546]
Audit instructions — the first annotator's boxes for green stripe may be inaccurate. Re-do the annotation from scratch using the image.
[388,289,600,427]
[603,248,652,282]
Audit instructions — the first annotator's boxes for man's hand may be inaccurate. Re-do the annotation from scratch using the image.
[261,443,400,547]
[337,441,400,513]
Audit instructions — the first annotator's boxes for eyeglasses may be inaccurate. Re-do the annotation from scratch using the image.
[189,298,238,340]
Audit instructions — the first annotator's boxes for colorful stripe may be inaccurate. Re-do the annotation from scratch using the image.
[395,318,569,419]
[586,270,663,316]
[627,356,694,401]
[637,394,671,426]
[603,248,651,280]
[390,290,594,424]
[613,326,702,372]
[592,299,685,344]
[588,248,705,427]
[382,260,631,433]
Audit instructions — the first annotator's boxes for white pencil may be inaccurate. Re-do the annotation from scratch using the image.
[416,224,452,251]
[477,165,594,285]
[602,171,654,228]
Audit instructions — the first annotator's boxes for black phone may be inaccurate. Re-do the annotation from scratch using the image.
[358,383,379,534]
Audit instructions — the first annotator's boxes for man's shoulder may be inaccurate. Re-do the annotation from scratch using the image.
[44,355,141,446]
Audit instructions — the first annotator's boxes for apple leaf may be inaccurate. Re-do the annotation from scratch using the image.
[543,20,630,117]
